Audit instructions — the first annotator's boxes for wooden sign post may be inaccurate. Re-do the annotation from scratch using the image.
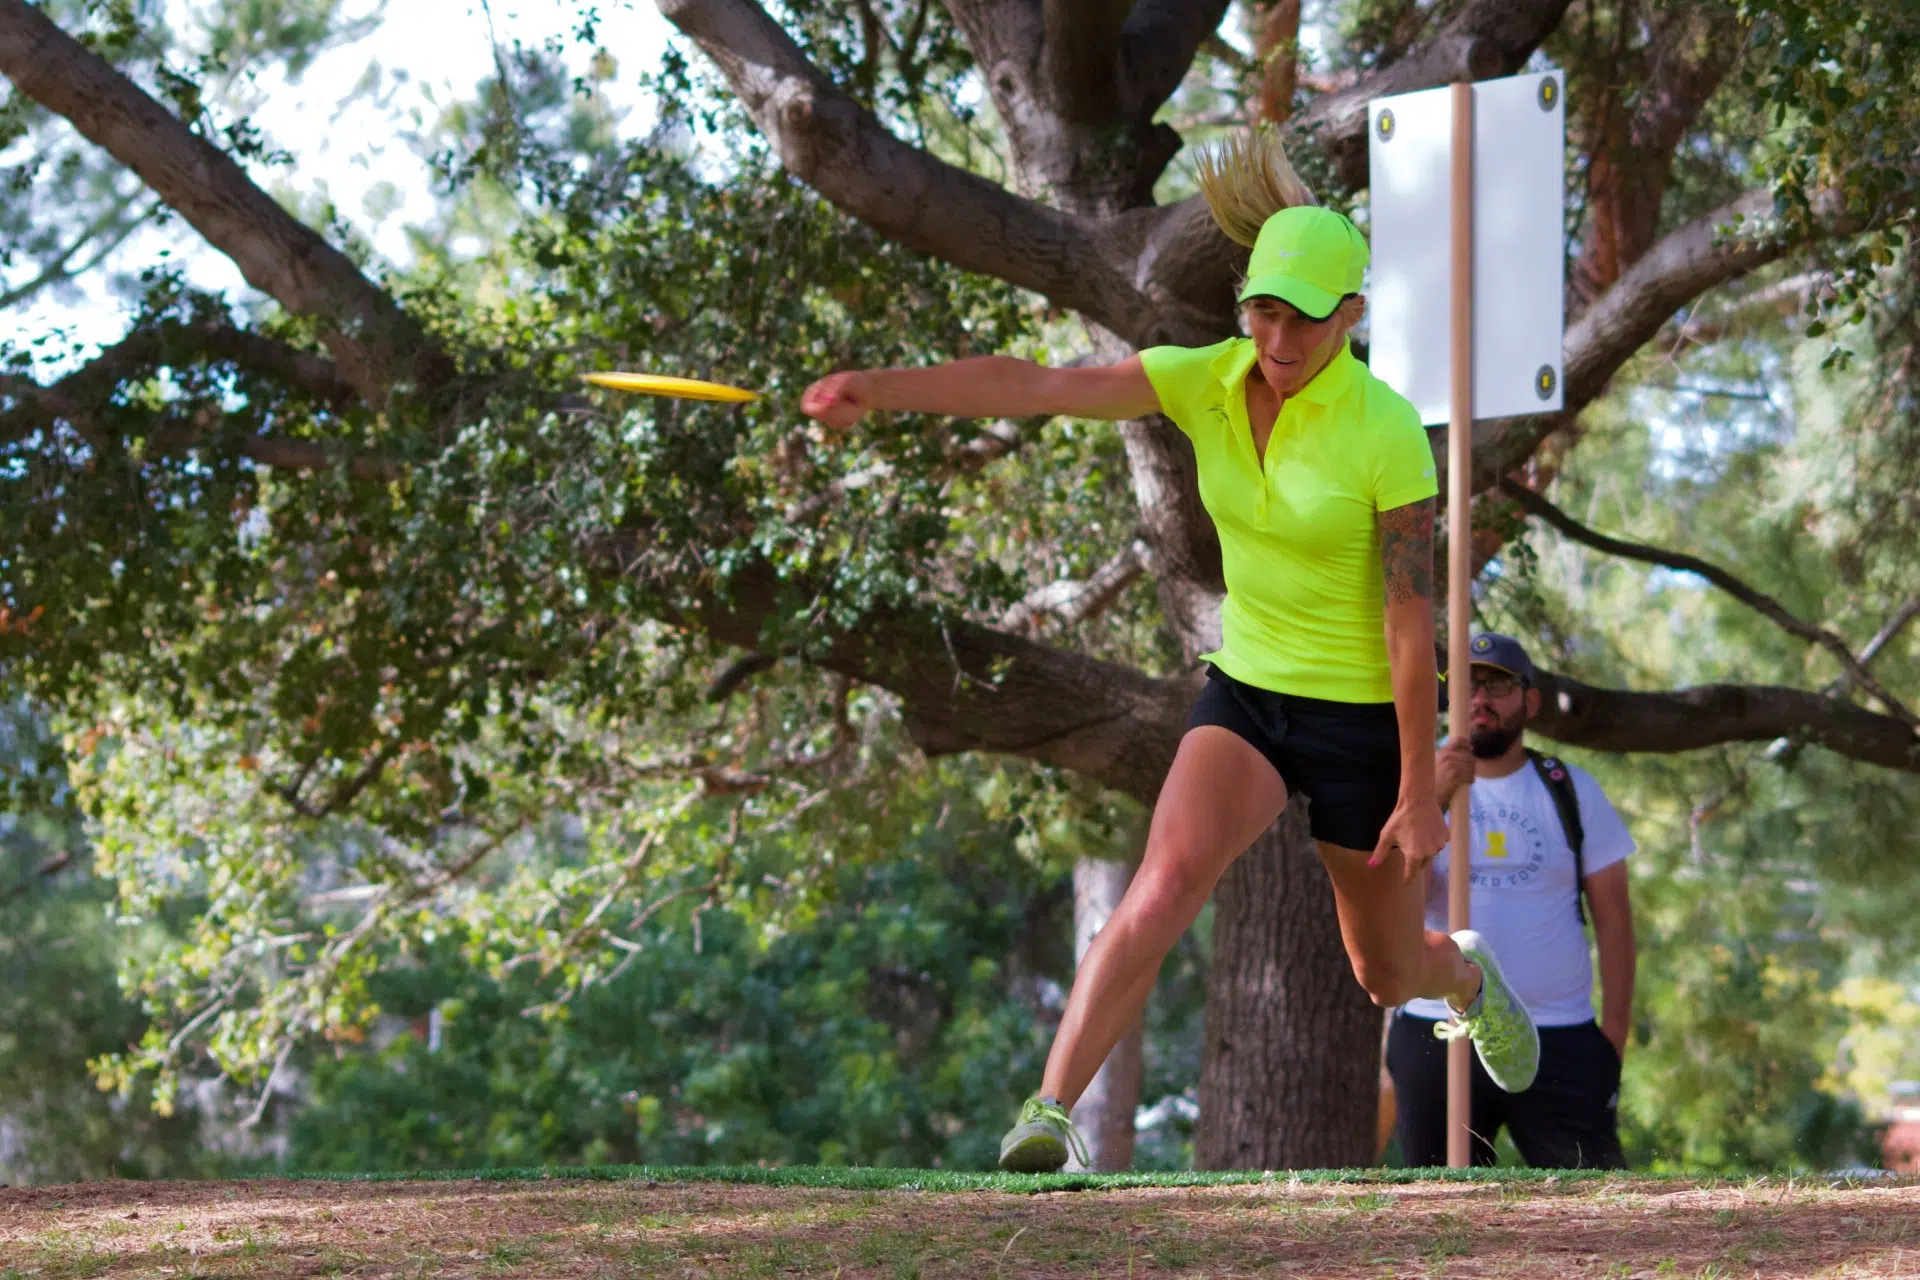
[1369,69,1567,1169]
[1445,78,1475,1171]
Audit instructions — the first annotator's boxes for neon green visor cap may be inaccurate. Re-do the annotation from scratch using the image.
[1237,205,1369,320]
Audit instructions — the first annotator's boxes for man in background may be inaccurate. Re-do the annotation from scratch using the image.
[1388,633,1637,1168]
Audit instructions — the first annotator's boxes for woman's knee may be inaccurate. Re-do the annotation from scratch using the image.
[1122,851,1213,932]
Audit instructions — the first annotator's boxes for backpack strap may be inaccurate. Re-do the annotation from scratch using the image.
[1526,749,1587,923]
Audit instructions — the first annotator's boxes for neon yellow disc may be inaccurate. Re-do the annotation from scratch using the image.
[582,371,759,403]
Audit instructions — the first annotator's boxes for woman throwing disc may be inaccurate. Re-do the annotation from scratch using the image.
[800,136,1539,1172]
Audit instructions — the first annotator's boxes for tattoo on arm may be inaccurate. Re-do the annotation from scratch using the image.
[1379,498,1435,606]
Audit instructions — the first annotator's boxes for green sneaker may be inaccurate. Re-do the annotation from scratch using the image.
[997,1095,1088,1173]
[1435,930,1540,1093]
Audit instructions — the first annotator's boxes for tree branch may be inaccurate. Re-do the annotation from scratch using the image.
[236,437,398,480]
[276,679,475,819]
[1043,0,1130,121]
[1199,32,1250,73]
[1246,0,1301,126]
[1571,3,1739,305]
[1001,538,1149,633]
[0,189,158,311]
[1859,600,1920,671]
[705,651,780,702]
[0,374,83,448]
[1464,188,1853,488]
[1564,190,1832,408]
[1,320,387,475]
[1502,478,1919,727]
[671,557,1193,806]
[1530,668,1920,775]
[0,849,74,902]
[655,540,1920,800]
[1802,598,1920,739]
[783,411,1058,524]
[1656,272,1823,352]
[1121,0,1234,117]
[198,329,363,406]
[0,0,437,404]
[58,322,361,409]
[243,1039,294,1128]
[1287,0,1573,194]
[657,0,1149,336]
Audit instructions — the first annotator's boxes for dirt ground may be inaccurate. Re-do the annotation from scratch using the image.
[2,1173,1917,1278]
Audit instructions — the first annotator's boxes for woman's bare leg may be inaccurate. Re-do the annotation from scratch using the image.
[1038,727,1289,1108]
[1318,840,1543,1093]
[1314,840,1480,1009]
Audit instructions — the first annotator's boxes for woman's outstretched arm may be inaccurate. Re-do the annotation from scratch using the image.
[800,356,1160,430]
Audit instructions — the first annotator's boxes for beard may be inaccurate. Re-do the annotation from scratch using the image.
[1469,721,1525,758]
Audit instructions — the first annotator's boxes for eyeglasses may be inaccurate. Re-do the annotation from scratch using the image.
[1470,673,1522,698]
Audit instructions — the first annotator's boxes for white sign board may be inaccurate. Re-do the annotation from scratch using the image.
[1367,71,1565,425]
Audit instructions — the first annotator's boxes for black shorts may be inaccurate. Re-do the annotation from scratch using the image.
[1386,1011,1626,1169]
[1186,665,1401,850]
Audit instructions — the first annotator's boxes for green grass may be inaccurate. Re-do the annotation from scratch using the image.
[290,1162,1662,1194]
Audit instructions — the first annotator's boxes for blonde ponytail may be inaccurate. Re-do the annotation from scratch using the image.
[1194,129,1318,248]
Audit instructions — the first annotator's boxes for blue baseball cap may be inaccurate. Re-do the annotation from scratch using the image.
[1468,632,1536,685]
[1439,633,1536,710]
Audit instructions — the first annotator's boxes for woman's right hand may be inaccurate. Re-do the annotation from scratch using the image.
[800,371,873,431]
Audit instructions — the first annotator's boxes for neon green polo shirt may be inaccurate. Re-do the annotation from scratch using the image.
[1139,338,1437,703]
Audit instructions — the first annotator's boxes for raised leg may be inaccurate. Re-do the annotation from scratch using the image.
[1314,840,1480,1011]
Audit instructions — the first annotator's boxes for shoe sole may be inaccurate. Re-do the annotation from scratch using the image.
[998,1133,1068,1173]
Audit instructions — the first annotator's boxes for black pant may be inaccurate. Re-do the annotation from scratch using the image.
[1387,1012,1626,1170]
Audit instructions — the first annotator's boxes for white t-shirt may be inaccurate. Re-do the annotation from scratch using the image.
[1402,758,1634,1027]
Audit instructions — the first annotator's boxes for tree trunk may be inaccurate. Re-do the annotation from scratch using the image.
[1194,801,1382,1169]
[1066,856,1144,1172]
